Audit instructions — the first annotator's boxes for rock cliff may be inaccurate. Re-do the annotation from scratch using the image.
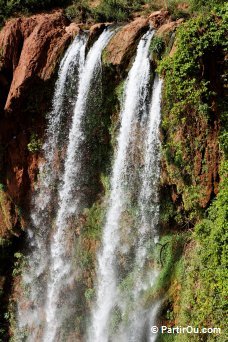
[0,7,226,340]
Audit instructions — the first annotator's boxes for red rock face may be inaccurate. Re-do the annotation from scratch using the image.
[156,19,184,38]
[104,18,149,67]
[0,12,113,237]
[148,10,170,28]
[0,11,76,236]
[0,11,72,112]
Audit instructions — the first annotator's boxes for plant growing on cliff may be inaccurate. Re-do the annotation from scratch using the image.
[27,133,42,153]
[174,161,228,339]
[158,4,227,223]
[12,252,25,277]
[158,6,227,121]
[65,0,92,22]
[0,0,72,26]
[150,36,165,60]
[190,0,226,12]
[94,0,143,22]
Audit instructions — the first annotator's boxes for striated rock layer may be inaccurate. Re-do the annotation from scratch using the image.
[103,18,149,68]
[0,11,72,112]
[0,11,74,236]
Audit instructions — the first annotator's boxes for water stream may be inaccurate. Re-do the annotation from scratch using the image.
[88,30,162,342]
[42,29,113,342]
[16,27,163,342]
[17,29,113,342]
[17,34,87,340]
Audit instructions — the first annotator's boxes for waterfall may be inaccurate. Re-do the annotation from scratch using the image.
[89,30,157,342]
[42,29,113,342]
[16,29,113,342]
[17,34,87,340]
[16,25,163,342]
[118,76,163,342]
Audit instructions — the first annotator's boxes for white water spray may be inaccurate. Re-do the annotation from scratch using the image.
[17,35,87,340]
[42,29,113,342]
[135,76,163,274]
[89,30,154,342]
[119,76,163,342]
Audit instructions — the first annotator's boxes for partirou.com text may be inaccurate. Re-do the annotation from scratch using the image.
[151,325,221,335]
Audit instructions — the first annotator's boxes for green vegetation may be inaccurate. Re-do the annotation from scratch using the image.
[93,0,143,22]
[1,0,226,27]
[27,133,42,153]
[143,233,188,305]
[150,36,165,61]
[65,0,144,23]
[158,4,227,223]
[65,0,92,22]
[190,0,226,12]
[83,201,105,240]
[168,162,228,341]
[0,0,71,25]
[156,3,228,340]
[156,164,227,340]
[0,0,227,340]
[158,5,227,120]
[219,98,228,158]
[12,252,25,277]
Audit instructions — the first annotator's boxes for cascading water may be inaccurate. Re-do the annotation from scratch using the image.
[89,30,160,342]
[16,29,113,342]
[117,76,163,342]
[43,29,113,342]
[16,25,163,342]
[17,34,87,340]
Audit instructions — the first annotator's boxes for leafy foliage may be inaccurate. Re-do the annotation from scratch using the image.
[158,5,227,223]
[143,232,188,305]
[158,6,227,122]
[66,0,146,23]
[65,0,92,22]
[157,6,228,337]
[190,0,226,12]
[0,0,72,25]
[27,133,42,153]
[150,36,165,60]
[94,0,143,22]
[83,201,105,240]
[176,162,228,338]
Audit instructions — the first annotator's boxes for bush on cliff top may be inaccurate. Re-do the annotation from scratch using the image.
[94,0,143,22]
[0,0,71,26]
[1,1,226,27]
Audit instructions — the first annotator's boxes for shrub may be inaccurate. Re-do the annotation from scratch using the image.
[190,0,226,12]
[0,0,71,26]
[27,133,42,153]
[176,161,228,337]
[158,6,227,120]
[94,0,143,22]
[158,5,227,223]
[150,36,165,60]
[65,0,92,22]
[83,200,105,240]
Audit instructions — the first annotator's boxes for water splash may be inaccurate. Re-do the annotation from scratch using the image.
[17,35,87,340]
[89,30,155,342]
[118,76,163,342]
[16,30,113,342]
[42,29,114,342]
